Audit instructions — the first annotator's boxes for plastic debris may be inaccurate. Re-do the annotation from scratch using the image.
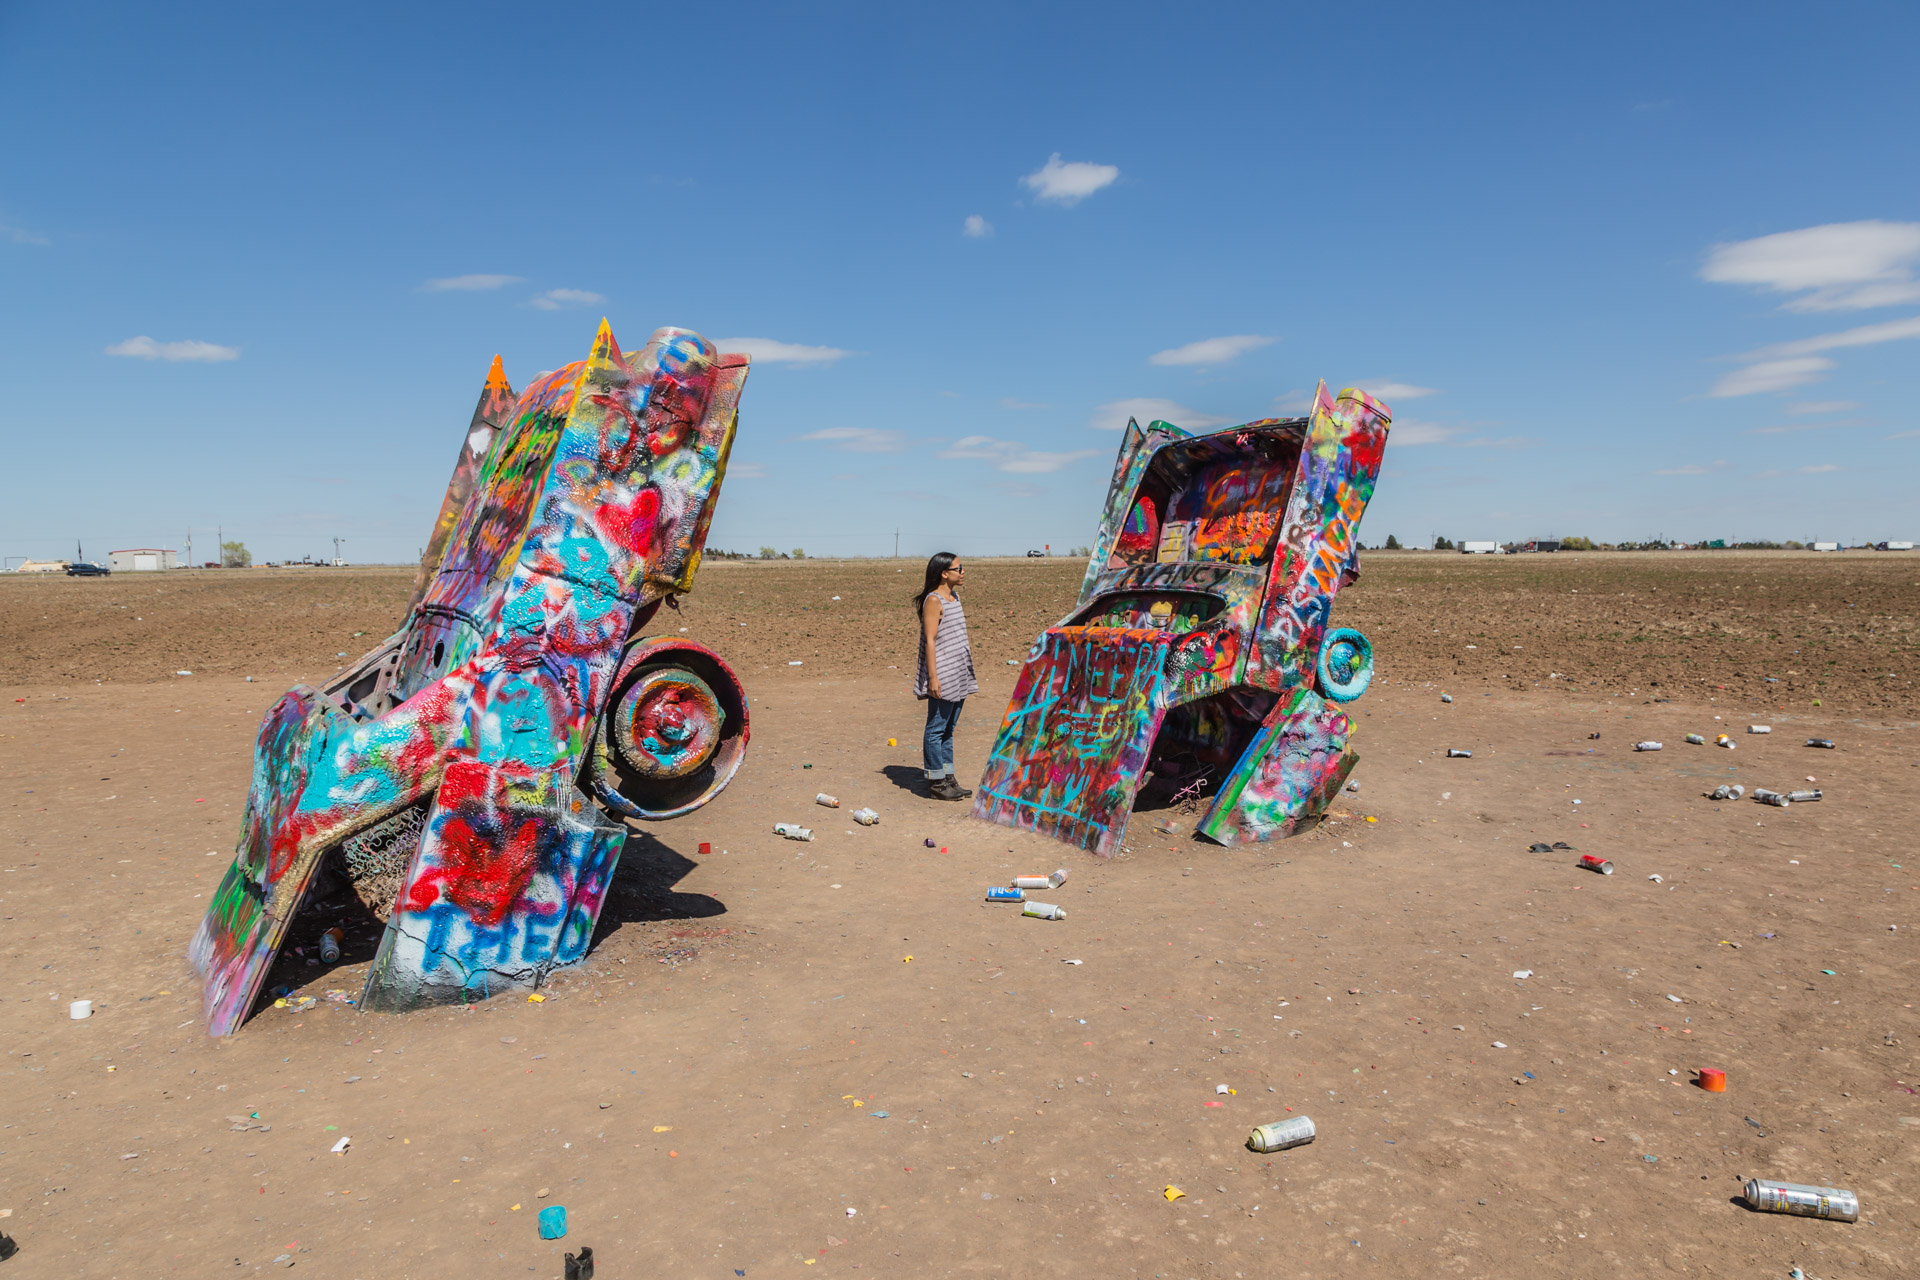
[1513,969,1533,979]
[1698,1067,1726,1092]
[1647,874,1663,884]
[1440,694,1453,703]
[924,838,937,848]
[539,1205,568,1239]
[331,1136,351,1153]
[69,1000,92,1020]
[1164,1185,1186,1201]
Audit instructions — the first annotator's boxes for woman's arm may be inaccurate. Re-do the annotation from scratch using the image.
[922,594,944,699]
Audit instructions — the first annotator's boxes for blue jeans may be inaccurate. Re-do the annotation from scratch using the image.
[924,697,963,779]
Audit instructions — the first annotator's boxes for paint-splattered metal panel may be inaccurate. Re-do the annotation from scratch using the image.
[972,627,1173,856]
[1197,686,1357,845]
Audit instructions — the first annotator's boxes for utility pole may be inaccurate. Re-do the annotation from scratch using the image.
[186,528,192,569]
[218,525,223,568]
[332,536,345,566]
[894,528,900,559]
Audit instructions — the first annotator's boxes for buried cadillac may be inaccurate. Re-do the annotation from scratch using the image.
[189,322,751,1034]
[973,382,1390,854]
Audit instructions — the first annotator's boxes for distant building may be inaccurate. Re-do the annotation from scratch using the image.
[13,559,68,573]
[1461,541,1502,554]
[108,547,180,572]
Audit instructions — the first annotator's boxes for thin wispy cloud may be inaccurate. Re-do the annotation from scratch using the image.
[1021,154,1119,206]
[939,434,1102,474]
[1274,389,1315,414]
[718,337,854,366]
[1888,429,1920,440]
[1743,314,1920,360]
[106,336,240,363]
[530,288,605,311]
[1149,334,1275,367]
[3,221,50,246]
[423,273,522,292]
[1786,400,1859,415]
[726,461,769,479]
[963,215,993,238]
[1799,463,1841,473]
[1709,356,1834,398]
[1654,460,1727,475]
[1746,418,1863,436]
[1356,380,1439,401]
[801,427,904,453]
[1089,398,1232,433]
[1703,220,1920,311]
[1390,420,1460,446]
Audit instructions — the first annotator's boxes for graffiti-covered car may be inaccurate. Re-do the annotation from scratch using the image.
[190,323,752,1034]
[973,382,1390,854]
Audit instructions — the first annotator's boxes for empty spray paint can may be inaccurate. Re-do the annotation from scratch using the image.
[1709,784,1746,801]
[320,927,343,964]
[1634,741,1663,751]
[1749,725,1772,734]
[1685,733,1706,745]
[816,793,840,808]
[1247,1116,1316,1153]
[1787,788,1823,803]
[1716,734,1735,748]
[852,808,879,825]
[773,823,815,840]
[986,887,1025,903]
[1447,748,1473,758]
[1023,901,1066,920]
[1754,789,1791,807]
[1013,876,1051,890]
[1744,1178,1859,1222]
[1049,868,1069,888]
[1806,738,1836,749]
[1578,854,1614,875]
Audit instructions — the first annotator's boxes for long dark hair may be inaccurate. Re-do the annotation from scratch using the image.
[913,551,958,613]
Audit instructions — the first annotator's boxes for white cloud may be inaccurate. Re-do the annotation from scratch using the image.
[1888,429,1920,440]
[1703,220,1920,311]
[726,461,768,479]
[1020,153,1119,206]
[963,215,993,238]
[939,434,1102,474]
[1743,313,1920,360]
[1709,356,1834,397]
[423,273,522,292]
[718,337,854,366]
[1799,463,1841,473]
[1786,400,1859,415]
[1390,420,1460,446]
[106,336,240,363]
[801,427,905,453]
[3,222,49,246]
[1355,380,1438,401]
[530,288,606,311]
[1089,398,1233,434]
[1273,389,1315,414]
[1149,334,1276,367]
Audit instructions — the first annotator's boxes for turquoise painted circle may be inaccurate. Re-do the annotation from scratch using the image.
[1316,627,1373,703]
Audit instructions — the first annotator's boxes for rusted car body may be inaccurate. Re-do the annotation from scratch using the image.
[190,323,751,1034]
[974,382,1390,854]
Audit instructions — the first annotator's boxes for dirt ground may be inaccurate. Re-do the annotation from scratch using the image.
[2,552,1916,1278]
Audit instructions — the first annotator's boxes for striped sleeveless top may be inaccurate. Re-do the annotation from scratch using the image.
[914,594,978,701]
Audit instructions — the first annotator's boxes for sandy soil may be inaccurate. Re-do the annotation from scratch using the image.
[2,554,1916,1278]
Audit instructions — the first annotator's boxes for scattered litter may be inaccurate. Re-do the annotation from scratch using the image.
[1708,784,1745,801]
[924,838,937,848]
[1022,901,1066,921]
[1345,780,1359,792]
[1446,748,1472,758]
[1440,694,1453,703]
[319,927,343,964]
[1684,733,1705,745]
[1578,855,1614,875]
[330,1136,351,1153]
[887,737,897,747]
[69,1000,92,1020]
[564,1247,594,1280]
[1754,789,1791,808]
[1748,725,1771,734]
[1647,874,1663,884]
[527,993,546,1003]
[773,823,814,841]
[1014,870,1068,889]
[986,887,1025,903]
[788,661,803,666]
[538,1205,569,1239]
[1151,818,1182,834]
[1633,741,1662,752]
[1588,732,1601,740]
[815,793,840,808]
[1512,969,1533,979]
[1806,738,1835,749]
[1787,789,1823,803]
[1062,958,1083,965]
[870,1110,889,1119]
[1006,659,1019,665]
[1215,1083,1230,1095]
[1698,1068,1726,1092]
[1491,1041,1507,1048]
[175,669,193,676]
[852,808,879,825]
[1247,1116,1316,1152]
[1665,994,1683,1004]
[1745,1179,1858,1222]
[1164,1185,1187,1201]
[1820,968,1836,975]
[1715,734,1734,749]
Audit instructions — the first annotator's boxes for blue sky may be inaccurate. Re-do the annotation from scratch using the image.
[3,1,1916,566]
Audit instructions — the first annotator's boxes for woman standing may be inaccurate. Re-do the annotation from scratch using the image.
[913,552,978,800]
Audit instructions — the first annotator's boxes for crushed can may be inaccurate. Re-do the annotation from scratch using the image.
[1247,1116,1316,1153]
[1634,741,1663,751]
[1578,854,1614,875]
[1685,733,1706,745]
[1715,734,1735,748]
[773,822,815,840]
[1049,868,1069,888]
[852,807,879,825]
[1022,901,1066,920]
[1786,788,1823,803]
[1744,1178,1859,1222]
[1447,748,1473,758]
[986,886,1025,903]
[1806,738,1836,749]
[1754,789,1791,807]
[815,793,840,808]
